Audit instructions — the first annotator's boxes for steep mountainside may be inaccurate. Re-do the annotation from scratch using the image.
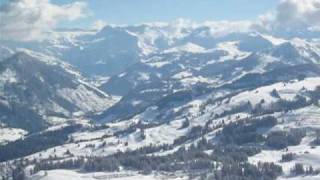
[0,50,116,132]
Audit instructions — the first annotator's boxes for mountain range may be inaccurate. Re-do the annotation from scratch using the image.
[0,21,320,180]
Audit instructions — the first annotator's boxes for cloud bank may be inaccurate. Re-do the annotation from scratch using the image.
[0,0,87,41]
[256,0,320,32]
[92,20,107,30]
[276,0,320,27]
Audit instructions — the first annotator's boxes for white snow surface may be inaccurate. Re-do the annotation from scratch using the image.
[30,169,187,180]
[213,41,251,62]
[0,68,18,92]
[0,127,27,145]
[164,43,207,54]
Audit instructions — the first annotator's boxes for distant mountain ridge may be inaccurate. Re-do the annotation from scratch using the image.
[1,21,319,78]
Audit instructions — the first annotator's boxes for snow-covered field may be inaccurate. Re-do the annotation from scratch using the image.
[278,175,320,180]
[0,127,27,145]
[30,170,187,180]
[249,135,320,174]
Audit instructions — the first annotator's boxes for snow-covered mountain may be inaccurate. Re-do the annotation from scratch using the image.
[0,22,320,180]
[98,33,320,122]
[0,48,117,133]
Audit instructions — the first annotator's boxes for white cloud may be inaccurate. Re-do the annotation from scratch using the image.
[92,20,107,30]
[276,0,320,27]
[202,21,252,37]
[0,0,88,41]
[255,0,320,31]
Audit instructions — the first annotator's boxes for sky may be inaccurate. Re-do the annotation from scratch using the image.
[1,0,320,41]
[55,0,280,28]
[0,0,280,28]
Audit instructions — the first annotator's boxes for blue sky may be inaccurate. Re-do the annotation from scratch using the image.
[0,0,281,28]
[55,0,280,28]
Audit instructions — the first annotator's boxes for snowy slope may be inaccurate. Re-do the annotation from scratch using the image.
[0,50,117,132]
[14,77,319,164]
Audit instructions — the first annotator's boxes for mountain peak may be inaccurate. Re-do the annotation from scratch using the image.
[164,42,207,54]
